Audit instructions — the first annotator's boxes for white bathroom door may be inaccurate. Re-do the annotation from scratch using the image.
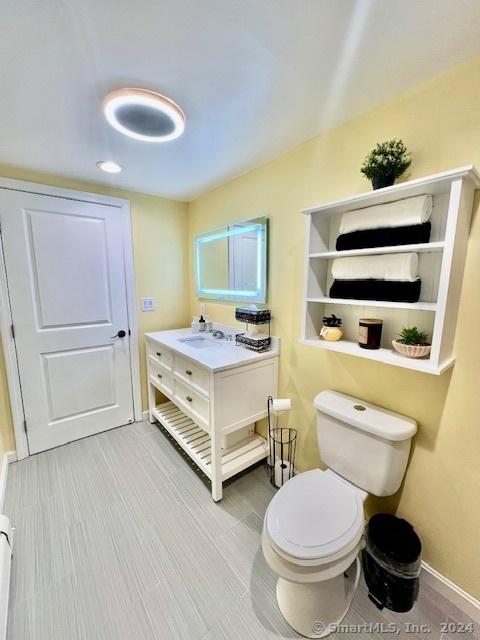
[0,189,135,454]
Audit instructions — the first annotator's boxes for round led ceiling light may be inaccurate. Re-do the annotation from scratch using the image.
[103,88,185,142]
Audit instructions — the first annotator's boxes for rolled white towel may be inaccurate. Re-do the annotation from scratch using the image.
[339,194,432,235]
[331,252,419,282]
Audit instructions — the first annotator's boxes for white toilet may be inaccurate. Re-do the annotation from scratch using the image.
[262,390,417,638]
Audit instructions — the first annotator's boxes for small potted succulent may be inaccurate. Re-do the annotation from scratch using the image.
[392,326,431,359]
[361,139,411,190]
[320,314,343,342]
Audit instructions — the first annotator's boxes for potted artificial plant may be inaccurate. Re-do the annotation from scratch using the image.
[361,139,411,190]
[320,314,343,342]
[392,326,431,359]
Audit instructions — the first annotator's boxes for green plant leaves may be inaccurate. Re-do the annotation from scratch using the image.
[361,138,411,180]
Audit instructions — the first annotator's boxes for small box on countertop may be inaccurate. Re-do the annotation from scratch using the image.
[235,307,271,324]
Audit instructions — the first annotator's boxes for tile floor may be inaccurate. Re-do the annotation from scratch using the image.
[4,421,478,639]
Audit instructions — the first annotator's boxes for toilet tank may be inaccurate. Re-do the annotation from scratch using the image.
[314,390,417,496]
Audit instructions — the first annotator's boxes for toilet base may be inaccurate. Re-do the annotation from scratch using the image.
[275,558,360,638]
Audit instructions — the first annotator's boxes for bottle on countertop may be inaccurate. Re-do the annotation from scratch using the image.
[198,315,206,332]
[191,316,200,333]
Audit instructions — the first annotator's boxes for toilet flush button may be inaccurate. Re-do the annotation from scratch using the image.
[353,404,366,411]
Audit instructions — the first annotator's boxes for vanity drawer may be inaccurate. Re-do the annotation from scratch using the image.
[174,354,210,396]
[149,361,174,396]
[174,379,209,429]
[148,342,173,371]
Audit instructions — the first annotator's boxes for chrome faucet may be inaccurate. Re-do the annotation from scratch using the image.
[211,329,225,339]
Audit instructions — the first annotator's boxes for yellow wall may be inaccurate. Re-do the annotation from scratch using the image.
[0,165,190,456]
[187,55,480,598]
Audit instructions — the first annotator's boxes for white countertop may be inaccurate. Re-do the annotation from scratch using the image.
[145,325,279,372]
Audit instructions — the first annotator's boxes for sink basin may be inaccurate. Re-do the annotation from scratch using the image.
[178,336,226,349]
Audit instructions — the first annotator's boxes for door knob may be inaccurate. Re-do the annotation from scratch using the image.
[111,330,127,338]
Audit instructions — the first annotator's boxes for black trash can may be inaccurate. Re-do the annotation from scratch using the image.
[362,513,421,613]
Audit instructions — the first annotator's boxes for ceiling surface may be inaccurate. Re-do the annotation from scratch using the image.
[2,0,480,201]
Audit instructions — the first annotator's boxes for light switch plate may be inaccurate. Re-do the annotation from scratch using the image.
[141,297,156,312]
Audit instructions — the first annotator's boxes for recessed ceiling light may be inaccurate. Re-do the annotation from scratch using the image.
[102,88,185,142]
[96,160,123,173]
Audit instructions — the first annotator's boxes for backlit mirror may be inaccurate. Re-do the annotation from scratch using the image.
[195,216,268,302]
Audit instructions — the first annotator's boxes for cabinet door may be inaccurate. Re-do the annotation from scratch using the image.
[213,359,278,430]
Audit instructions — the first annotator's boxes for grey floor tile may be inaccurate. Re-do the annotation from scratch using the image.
[8,494,74,605]
[214,511,264,589]
[167,463,254,542]
[227,464,276,518]
[202,589,299,640]
[121,569,208,640]
[141,427,190,477]
[4,448,62,515]
[131,419,161,438]
[5,421,478,640]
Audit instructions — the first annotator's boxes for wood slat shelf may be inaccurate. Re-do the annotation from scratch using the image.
[152,401,269,481]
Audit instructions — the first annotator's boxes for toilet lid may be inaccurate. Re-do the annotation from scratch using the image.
[266,469,364,560]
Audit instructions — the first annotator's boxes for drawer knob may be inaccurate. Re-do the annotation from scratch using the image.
[185,369,192,376]
[186,396,193,402]
[156,352,162,357]
[157,373,162,379]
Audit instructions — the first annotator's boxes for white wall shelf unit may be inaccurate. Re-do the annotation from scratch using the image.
[300,166,480,375]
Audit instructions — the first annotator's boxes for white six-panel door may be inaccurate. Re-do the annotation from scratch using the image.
[0,189,134,454]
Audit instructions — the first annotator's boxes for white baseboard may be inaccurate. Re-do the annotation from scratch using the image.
[421,561,480,623]
[0,452,16,513]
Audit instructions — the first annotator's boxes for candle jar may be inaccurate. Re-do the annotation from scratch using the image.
[359,318,383,350]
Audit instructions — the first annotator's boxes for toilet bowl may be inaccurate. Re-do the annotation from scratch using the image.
[262,390,417,638]
[261,469,366,638]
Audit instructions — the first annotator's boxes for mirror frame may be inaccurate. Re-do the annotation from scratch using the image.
[195,216,268,303]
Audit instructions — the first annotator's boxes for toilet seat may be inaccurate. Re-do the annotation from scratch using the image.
[266,469,364,562]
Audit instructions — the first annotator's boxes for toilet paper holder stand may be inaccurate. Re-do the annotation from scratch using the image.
[267,396,297,489]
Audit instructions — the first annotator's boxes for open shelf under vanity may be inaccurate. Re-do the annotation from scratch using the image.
[153,401,269,481]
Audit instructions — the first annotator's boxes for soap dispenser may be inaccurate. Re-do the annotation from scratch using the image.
[198,303,206,332]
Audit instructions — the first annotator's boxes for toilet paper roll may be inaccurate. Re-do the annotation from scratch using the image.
[274,459,292,488]
[270,398,292,413]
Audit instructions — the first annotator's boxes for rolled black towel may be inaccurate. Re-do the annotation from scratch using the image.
[336,222,431,251]
[329,279,422,303]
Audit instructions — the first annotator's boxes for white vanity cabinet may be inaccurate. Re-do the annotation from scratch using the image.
[145,329,279,501]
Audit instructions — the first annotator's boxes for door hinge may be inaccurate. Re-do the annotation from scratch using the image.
[128,329,131,336]
[10,324,15,339]
[23,419,27,433]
